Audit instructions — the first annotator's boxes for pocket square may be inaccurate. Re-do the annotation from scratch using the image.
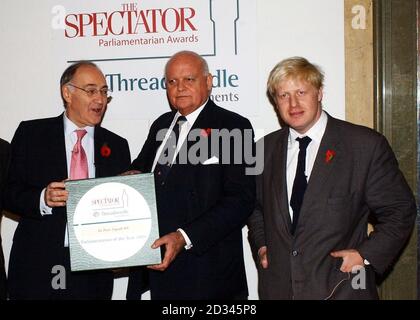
[202,156,219,165]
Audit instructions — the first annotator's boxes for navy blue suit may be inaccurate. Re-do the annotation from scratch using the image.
[127,100,255,299]
[4,114,130,299]
[0,138,10,299]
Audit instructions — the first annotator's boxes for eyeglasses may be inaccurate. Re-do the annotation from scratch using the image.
[67,83,112,99]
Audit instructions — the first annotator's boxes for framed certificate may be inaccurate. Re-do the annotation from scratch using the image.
[65,173,161,271]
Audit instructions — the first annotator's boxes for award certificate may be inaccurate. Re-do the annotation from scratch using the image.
[65,173,161,271]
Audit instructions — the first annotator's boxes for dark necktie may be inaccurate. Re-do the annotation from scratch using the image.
[154,116,186,185]
[290,136,312,235]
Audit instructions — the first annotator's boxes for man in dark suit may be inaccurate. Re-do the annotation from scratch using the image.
[127,51,255,299]
[247,56,416,299]
[0,138,10,300]
[4,61,130,299]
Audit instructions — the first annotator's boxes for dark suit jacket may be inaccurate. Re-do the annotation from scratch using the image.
[4,114,130,299]
[248,114,416,300]
[0,138,10,300]
[127,100,256,299]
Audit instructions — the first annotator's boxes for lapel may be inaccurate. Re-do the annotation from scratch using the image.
[165,100,223,186]
[169,102,213,178]
[298,115,343,220]
[94,126,107,178]
[270,129,294,234]
[152,110,181,180]
[186,101,214,156]
[51,114,68,179]
[188,100,214,132]
[156,110,177,158]
[185,100,214,150]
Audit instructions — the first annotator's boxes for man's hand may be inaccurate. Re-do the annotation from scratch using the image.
[330,249,364,272]
[45,181,68,207]
[120,170,141,176]
[258,246,268,269]
[147,231,186,272]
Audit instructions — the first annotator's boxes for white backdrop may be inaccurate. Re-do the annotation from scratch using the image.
[0,0,345,300]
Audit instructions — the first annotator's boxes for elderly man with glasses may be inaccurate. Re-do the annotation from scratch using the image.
[4,61,130,299]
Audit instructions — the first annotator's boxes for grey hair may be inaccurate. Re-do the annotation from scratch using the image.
[165,50,209,77]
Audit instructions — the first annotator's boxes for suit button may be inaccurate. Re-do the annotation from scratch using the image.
[292,250,298,256]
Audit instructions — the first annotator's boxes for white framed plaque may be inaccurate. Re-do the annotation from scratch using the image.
[65,173,161,271]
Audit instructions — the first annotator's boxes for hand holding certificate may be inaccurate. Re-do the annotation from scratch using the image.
[65,173,161,271]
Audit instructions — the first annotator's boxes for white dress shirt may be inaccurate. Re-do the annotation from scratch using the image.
[39,112,95,246]
[286,111,328,221]
[152,100,208,249]
[151,100,207,172]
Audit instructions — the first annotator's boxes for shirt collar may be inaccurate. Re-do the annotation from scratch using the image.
[174,98,208,127]
[288,110,328,146]
[63,112,95,139]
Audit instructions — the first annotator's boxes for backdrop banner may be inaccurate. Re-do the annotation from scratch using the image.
[50,0,258,123]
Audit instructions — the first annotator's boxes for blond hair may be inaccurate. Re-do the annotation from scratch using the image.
[267,57,324,100]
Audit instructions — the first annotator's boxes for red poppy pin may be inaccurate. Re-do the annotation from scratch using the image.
[325,149,335,163]
[100,143,111,158]
[200,128,212,138]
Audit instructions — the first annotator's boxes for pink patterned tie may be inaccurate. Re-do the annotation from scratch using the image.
[70,129,88,180]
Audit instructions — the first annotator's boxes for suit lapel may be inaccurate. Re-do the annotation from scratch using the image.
[270,129,293,234]
[52,114,68,179]
[188,100,213,132]
[152,111,177,170]
[299,116,343,218]
[94,127,107,178]
[154,111,182,180]
[186,100,214,151]
[169,102,213,179]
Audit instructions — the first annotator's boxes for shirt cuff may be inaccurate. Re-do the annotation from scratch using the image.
[177,228,193,250]
[40,188,53,215]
